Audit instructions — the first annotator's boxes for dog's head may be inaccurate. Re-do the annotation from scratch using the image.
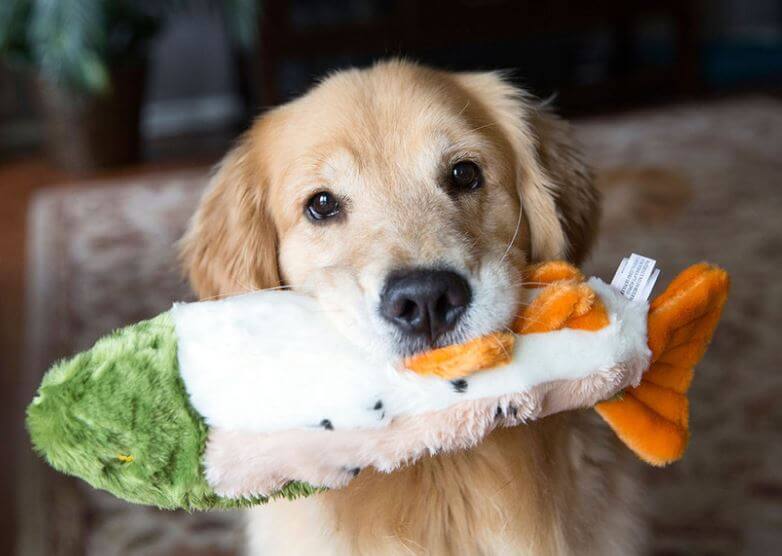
[181,60,599,357]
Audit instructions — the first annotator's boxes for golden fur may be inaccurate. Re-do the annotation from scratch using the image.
[181,60,644,555]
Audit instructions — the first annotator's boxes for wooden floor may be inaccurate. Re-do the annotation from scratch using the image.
[0,152,217,556]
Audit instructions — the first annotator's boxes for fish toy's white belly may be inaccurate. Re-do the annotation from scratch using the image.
[173,278,649,434]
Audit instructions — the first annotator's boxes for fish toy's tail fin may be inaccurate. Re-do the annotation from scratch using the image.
[595,264,729,466]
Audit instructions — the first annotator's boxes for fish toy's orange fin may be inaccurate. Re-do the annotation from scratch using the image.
[595,264,729,466]
[514,261,610,333]
[523,261,584,285]
[404,332,515,380]
[513,281,596,334]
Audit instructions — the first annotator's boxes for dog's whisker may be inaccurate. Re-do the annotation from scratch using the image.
[193,282,294,303]
[467,121,499,133]
[489,332,512,358]
[246,284,293,293]
[456,99,471,118]
[190,292,230,302]
[499,208,524,266]
[474,278,569,292]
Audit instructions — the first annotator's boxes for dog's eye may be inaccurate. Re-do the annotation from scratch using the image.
[306,191,341,221]
[450,161,482,192]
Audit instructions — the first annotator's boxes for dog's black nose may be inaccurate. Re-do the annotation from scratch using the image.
[380,269,472,342]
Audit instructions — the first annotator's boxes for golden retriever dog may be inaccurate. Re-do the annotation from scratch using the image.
[181,59,645,555]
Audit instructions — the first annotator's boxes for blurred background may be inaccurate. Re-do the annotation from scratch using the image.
[2,1,781,555]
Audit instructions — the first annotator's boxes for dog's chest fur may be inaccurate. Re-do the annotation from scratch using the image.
[245,413,645,555]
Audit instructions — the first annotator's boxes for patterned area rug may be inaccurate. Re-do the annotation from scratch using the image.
[21,97,782,555]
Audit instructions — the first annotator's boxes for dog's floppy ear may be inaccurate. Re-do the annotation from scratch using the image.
[525,107,600,264]
[180,133,280,299]
[454,72,600,264]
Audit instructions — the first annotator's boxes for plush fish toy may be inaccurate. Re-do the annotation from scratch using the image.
[26,258,728,510]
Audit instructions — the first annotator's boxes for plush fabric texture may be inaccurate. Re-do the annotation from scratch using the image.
[408,260,729,467]
[27,260,724,508]
[28,268,651,509]
[203,359,640,498]
[404,261,608,376]
[516,262,612,332]
[26,312,318,510]
[198,276,650,500]
[404,332,516,379]
[516,280,604,333]
[595,263,729,465]
[519,261,729,465]
[172,278,649,435]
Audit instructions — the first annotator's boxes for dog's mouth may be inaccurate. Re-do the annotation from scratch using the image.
[377,261,521,360]
[386,302,516,360]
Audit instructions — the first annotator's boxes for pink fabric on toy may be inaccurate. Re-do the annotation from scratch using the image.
[204,360,642,499]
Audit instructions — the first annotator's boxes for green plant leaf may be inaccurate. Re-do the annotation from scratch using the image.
[5,0,248,94]
[79,51,110,92]
[0,0,32,60]
[30,0,108,92]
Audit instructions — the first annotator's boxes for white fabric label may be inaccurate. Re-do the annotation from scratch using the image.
[611,253,660,302]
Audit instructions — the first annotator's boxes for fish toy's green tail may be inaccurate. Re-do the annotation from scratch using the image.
[26,312,316,510]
